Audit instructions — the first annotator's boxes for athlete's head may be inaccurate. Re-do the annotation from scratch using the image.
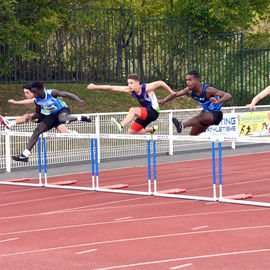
[31,81,44,98]
[186,70,200,89]
[127,73,140,91]
[23,84,34,99]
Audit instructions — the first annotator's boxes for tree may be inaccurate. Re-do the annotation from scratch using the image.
[0,0,74,77]
[169,0,269,34]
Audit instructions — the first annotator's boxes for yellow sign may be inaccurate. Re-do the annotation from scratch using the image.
[238,111,270,136]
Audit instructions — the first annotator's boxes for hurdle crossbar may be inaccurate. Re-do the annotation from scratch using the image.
[96,133,153,196]
[152,135,218,202]
[217,137,270,208]
[0,133,43,187]
[42,133,96,191]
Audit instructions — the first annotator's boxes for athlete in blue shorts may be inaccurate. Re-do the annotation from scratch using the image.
[87,73,175,134]
[159,70,232,135]
[12,81,91,162]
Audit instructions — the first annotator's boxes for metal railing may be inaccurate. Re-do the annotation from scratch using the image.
[1,105,270,172]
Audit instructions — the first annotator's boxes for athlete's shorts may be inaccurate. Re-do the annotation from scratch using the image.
[201,110,223,126]
[130,107,159,131]
[38,108,71,130]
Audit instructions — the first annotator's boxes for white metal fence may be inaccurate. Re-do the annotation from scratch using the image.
[1,106,270,172]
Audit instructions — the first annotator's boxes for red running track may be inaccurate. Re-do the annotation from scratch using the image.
[0,152,270,270]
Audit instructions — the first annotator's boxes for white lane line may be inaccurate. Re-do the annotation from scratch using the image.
[0,198,168,220]
[0,237,19,243]
[0,196,149,220]
[192,226,209,230]
[94,249,270,270]
[0,211,269,237]
[115,217,132,221]
[76,248,97,255]
[0,225,269,257]
[0,192,89,208]
[170,263,192,269]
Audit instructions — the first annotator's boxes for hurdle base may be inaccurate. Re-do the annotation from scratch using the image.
[5,178,30,182]
[100,184,128,189]
[223,193,253,200]
[159,188,186,194]
[50,180,77,186]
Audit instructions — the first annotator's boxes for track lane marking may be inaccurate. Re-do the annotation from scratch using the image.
[192,226,209,230]
[0,237,19,243]
[115,217,132,221]
[76,248,97,255]
[0,211,269,237]
[93,248,270,269]
[0,225,269,257]
[170,263,193,269]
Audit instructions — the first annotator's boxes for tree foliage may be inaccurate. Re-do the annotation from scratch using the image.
[169,0,269,34]
[0,0,74,75]
[0,0,269,77]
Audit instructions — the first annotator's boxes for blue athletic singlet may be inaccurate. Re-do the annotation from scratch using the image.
[191,84,221,112]
[35,89,68,115]
[131,83,160,112]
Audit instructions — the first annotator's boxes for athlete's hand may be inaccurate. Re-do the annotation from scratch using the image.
[158,99,165,105]
[8,99,16,104]
[87,83,96,90]
[25,114,32,122]
[210,97,219,104]
[246,104,256,110]
[78,99,84,106]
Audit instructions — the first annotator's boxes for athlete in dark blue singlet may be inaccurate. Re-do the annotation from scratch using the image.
[159,70,232,135]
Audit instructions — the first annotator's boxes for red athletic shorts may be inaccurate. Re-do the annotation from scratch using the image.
[130,107,159,131]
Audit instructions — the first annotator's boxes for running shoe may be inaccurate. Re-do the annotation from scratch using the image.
[12,154,29,162]
[172,117,183,133]
[0,115,10,129]
[81,116,92,122]
[111,117,123,132]
[150,125,158,134]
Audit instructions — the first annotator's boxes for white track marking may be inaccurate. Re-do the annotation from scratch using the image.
[0,197,167,220]
[94,249,270,270]
[170,263,193,269]
[0,188,37,195]
[0,237,18,243]
[0,209,269,237]
[76,248,97,255]
[0,224,269,257]
[0,192,89,208]
[115,217,132,221]
[192,226,209,230]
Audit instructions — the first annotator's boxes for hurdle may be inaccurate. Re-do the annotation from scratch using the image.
[217,138,270,207]
[95,134,153,196]
[0,131,43,187]
[152,135,218,202]
[42,132,96,191]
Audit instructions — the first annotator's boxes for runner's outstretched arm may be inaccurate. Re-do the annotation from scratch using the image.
[51,90,84,106]
[87,83,130,94]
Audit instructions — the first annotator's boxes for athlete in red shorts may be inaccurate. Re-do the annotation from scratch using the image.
[87,73,175,134]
